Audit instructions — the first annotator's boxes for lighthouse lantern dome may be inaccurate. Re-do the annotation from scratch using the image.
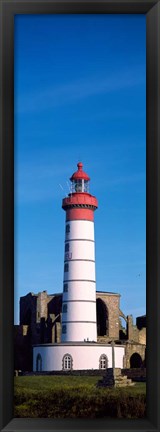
[70,162,90,193]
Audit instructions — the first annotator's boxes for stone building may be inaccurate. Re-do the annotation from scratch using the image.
[14,289,146,371]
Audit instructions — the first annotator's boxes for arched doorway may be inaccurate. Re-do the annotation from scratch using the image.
[130,352,142,368]
[96,298,109,336]
[36,353,42,372]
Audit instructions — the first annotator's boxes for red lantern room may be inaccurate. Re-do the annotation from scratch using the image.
[70,162,90,193]
[62,162,98,222]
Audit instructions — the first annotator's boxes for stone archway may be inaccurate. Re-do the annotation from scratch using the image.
[119,309,127,340]
[130,352,142,368]
[96,298,109,336]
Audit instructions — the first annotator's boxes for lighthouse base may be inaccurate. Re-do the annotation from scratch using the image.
[33,342,125,372]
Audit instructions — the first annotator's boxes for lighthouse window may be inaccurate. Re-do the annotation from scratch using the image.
[64,263,69,272]
[62,354,73,370]
[75,179,83,192]
[66,224,70,234]
[99,354,108,370]
[84,180,89,193]
[64,283,68,292]
[62,325,67,334]
[65,243,69,252]
[63,304,67,313]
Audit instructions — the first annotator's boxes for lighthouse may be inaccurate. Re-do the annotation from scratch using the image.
[33,162,125,372]
[61,162,98,342]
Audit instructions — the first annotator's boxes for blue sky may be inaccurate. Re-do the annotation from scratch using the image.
[14,14,146,325]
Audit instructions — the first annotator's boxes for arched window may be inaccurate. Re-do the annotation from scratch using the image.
[63,304,67,313]
[62,354,73,370]
[64,263,69,272]
[65,243,69,252]
[99,354,108,370]
[36,353,42,372]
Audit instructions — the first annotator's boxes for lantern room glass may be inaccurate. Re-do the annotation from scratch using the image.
[71,179,89,193]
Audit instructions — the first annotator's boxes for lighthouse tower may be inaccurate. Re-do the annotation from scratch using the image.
[61,162,98,343]
[33,162,125,371]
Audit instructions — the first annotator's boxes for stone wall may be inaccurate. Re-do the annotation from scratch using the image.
[96,292,120,339]
[37,291,48,322]
[20,292,37,326]
[138,328,146,345]
[122,368,146,381]
[126,314,146,345]
[125,342,146,368]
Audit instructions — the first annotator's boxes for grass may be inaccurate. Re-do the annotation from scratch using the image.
[14,375,146,419]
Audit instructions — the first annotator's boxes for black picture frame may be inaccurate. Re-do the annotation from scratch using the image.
[0,0,159,431]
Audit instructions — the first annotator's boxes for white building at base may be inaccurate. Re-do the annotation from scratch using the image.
[33,163,125,372]
[33,342,125,372]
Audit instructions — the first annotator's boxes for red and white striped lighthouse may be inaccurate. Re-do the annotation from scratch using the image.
[61,162,98,342]
[33,163,125,371]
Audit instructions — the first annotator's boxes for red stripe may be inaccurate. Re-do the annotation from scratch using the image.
[66,208,94,221]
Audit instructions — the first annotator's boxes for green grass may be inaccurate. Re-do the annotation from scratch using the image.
[14,375,146,419]
[15,375,101,390]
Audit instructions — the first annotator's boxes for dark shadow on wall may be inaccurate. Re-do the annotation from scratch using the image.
[96,298,109,336]
[47,295,62,317]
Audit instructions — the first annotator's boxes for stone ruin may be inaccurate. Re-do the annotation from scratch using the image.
[97,367,135,388]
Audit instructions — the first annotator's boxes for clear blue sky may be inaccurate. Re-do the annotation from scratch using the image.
[14,14,146,325]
